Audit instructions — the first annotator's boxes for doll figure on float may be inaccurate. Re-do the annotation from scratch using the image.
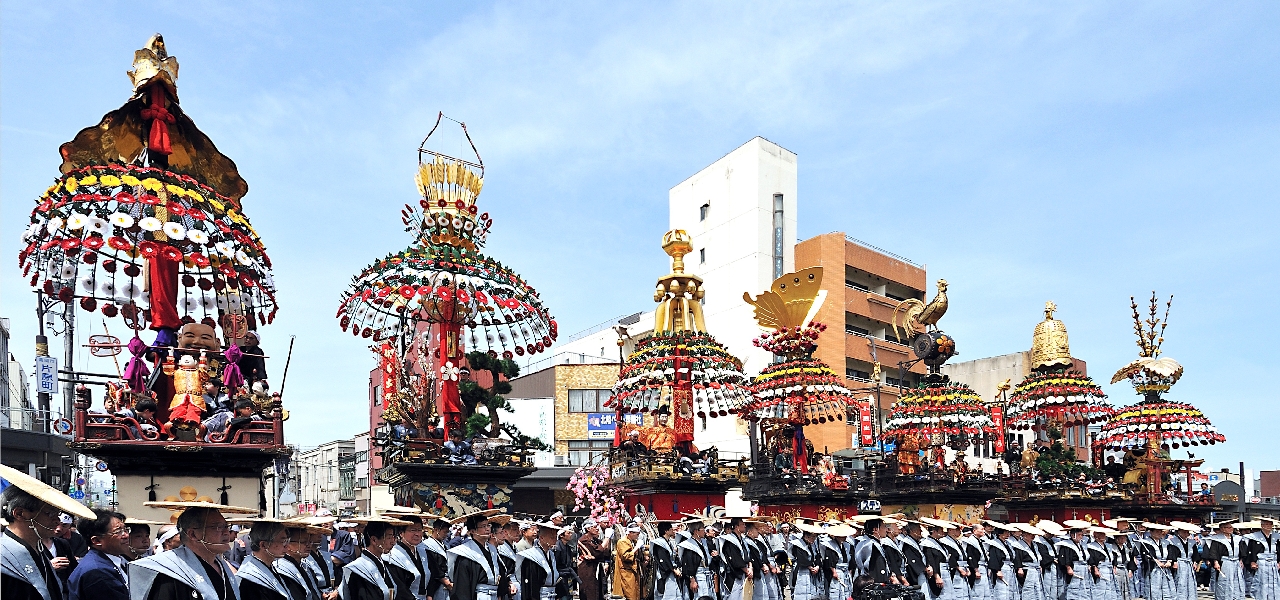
[639,405,679,454]
[162,352,212,440]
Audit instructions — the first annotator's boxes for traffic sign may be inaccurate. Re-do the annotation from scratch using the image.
[94,461,109,472]
[69,490,85,500]
[75,478,86,487]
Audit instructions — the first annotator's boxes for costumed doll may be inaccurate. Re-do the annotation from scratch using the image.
[162,352,212,439]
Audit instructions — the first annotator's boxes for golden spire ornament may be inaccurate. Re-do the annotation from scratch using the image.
[1030,300,1072,369]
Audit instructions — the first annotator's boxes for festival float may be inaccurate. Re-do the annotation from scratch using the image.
[994,302,1124,523]
[1095,294,1223,521]
[736,267,870,519]
[601,230,751,520]
[336,114,554,516]
[17,35,287,520]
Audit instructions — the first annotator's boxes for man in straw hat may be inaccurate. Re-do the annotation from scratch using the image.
[745,518,783,600]
[516,521,574,600]
[447,510,508,600]
[822,521,856,600]
[1244,517,1278,600]
[1033,520,1065,600]
[1056,521,1095,600]
[1138,523,1177,600]
[1008,523,1044,600]
[127,499,258,600]
[984,523,1018,600]
[275,519,326,600]
[916,519,951,600]
[1206,520,1249,600]
[341,514,411,600]
[384,512,431,600]
[1084,526,1118,600]
[1166,522,1200,600]
[896,521,931,599]
[233,518,294,600]
[677,515,717,600]
[789,521,824,600]
[423,513,456,600]
[1,463,96,600]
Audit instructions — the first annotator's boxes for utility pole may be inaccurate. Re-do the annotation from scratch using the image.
[62,308,74,420]
[35,293,52,433]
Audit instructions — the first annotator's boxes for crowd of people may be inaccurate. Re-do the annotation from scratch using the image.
[598,512,1280,600]
[4,459,1278,600]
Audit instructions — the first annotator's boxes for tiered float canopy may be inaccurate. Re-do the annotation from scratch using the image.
[609,231,749,423]
[336,126,555,358]
[1006,302,1112,429]
[882,380,996,439]
[19,35,278,333]
[1095,294,1223,451]
[738,267,859,425]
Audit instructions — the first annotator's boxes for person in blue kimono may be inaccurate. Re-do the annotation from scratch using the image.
[1245,518,1279,600]
[1207,521,1248,600]
[1057,523,1093,600]
[1140,524,1176,600]
[790,523,825,600]
[235,519,293,600]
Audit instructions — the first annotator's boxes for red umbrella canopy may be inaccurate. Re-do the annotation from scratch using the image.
[883,379,996,440]
[1094,401,1224,451]
[741,357,859,425]
[1006,367,1112,429]
[19,156,277,332]
[609,331,749,417]
[336,244,555,360]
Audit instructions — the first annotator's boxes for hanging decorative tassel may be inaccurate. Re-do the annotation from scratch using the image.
[122,337,151,393]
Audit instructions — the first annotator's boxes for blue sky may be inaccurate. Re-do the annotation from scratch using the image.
[3,2,1277,473]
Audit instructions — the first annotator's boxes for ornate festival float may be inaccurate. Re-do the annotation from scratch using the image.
[336,115,554,516]
[1094,294,1223,521]
[600,230,751,520]
[735,267,870,518]
[993,295,1224,524]
[992,301,1124,523]
[17,35,287,519]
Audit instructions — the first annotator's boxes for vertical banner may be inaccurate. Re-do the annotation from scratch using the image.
[378,343,398,409]
[859,401,875,446]
[991,404,1005,453]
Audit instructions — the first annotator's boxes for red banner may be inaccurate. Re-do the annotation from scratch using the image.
[859,401,875,446]
[991,404,1005,453]
[379,343,398,409]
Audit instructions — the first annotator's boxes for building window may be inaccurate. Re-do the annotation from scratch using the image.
[699,248,706,264]
[568,389,613,413]
[845,280,870,292]
[846,368,871,381]
[699,203,710,221]
[845,325,870,336]
[885,291,908,302]
[567,440,611,466]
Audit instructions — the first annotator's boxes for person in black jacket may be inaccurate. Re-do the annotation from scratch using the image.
[67,509,131,600]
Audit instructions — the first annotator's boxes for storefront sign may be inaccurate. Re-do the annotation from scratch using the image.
[587,412,616,440]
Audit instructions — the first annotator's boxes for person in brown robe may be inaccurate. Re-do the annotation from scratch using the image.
[577,521,611,600]
[614,526,642,600]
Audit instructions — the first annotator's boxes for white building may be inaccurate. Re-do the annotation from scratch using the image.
[668,137,798,454]
[548,137,798,457]
[293,438,354,515]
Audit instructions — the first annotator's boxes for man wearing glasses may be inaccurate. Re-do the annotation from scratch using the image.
[1,464,96,600]
[68,509,132,600]
[130,504,245,599]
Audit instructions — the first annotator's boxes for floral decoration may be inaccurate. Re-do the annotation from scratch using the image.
[336,243,555,359]
[1093,401,1224,450]
[566,465,626,526]
[741,357,859,424]
[609,331,750,416]
[19,164,278,326]
[883,380,997,439]
[1005,367,1113,429]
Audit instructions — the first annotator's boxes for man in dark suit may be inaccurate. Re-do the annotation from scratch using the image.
[68,509,131,600]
